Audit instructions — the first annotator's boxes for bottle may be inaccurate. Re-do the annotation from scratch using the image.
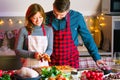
[71,71,79,80]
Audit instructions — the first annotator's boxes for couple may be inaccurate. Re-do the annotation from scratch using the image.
[15,0,106,69]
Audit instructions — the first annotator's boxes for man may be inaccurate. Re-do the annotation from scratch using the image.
[46,0,105,68]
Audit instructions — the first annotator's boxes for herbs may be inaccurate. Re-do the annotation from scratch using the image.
[41,66,61,80]
[0,74,11,80]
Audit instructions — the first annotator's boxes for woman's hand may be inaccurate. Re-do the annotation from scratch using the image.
[34,52,51,62]
[34,52,41,60]
[42,54,51,62]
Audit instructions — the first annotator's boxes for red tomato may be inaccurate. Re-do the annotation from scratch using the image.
[91,71,95,76]
[57,75,66,80]
[99,72,104,77]
[6,70,15,76]
[0,70,3,77]
[95,77,102,80]
[86,72,91,78]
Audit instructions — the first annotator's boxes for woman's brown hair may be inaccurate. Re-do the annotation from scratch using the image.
[25,3,46,33]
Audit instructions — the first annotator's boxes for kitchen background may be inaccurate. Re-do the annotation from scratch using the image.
[0,0,114,69]
[0,0,108,51]
[0,0,101,16]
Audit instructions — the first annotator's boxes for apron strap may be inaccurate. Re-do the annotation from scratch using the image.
[66,13,70,28]
[42,25,46,36]
[28,31,31,35]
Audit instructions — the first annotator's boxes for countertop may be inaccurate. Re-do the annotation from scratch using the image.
[77,46,112,57]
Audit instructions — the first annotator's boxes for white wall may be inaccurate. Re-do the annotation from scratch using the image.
[0,0,101,16]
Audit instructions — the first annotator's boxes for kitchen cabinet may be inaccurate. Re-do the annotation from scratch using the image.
[0,56,22,70]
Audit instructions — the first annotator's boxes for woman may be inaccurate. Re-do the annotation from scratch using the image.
[15,3,53,68]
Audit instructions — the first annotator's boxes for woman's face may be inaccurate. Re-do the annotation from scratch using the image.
[30,12,43,26]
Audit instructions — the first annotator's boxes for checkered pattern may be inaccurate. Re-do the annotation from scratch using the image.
[102,57,115,66]
[79,57,114,69]
[50,13,79,68]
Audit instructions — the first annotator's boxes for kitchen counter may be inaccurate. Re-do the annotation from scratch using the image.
[77,46,114,69]
[77,46,112,57]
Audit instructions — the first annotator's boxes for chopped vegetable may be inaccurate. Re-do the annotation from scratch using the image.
[0,74,11,80]
[41,66,71,80]
[41,66,61,80]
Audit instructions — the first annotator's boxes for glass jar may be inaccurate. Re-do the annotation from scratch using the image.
[71,71,79,80]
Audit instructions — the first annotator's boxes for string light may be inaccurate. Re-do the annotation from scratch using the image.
[0,15,105,28]
[83,13,106,48]
[95,29,99,32]
[18,20,23,24]
[100,23,106,26]
[8,18,13,24]
[0,17,24,27]
[0,19,4,25]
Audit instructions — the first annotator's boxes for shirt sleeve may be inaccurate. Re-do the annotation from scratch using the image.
[77,13,101,61]
[15,27,34,58]
[45,26,53,56]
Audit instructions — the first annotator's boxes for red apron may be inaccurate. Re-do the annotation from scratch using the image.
[50,13,79,68]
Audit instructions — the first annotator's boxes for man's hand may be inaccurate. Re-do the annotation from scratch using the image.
[96,59,106,67]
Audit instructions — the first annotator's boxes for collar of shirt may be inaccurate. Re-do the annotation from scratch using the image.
[52,17,67,30]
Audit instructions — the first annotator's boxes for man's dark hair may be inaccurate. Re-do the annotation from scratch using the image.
[53,0,70,12]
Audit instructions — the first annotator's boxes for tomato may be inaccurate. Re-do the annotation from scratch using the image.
[99,72,103,77]
[57,75,66,80]
[6,70,15,76]
[95,77,102,80]
[0,70,3,77]
[82,70,104,80]
[91,71,95,76]
[48,77,56,80]
[57,78,66,80]
[86,72,91,78]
